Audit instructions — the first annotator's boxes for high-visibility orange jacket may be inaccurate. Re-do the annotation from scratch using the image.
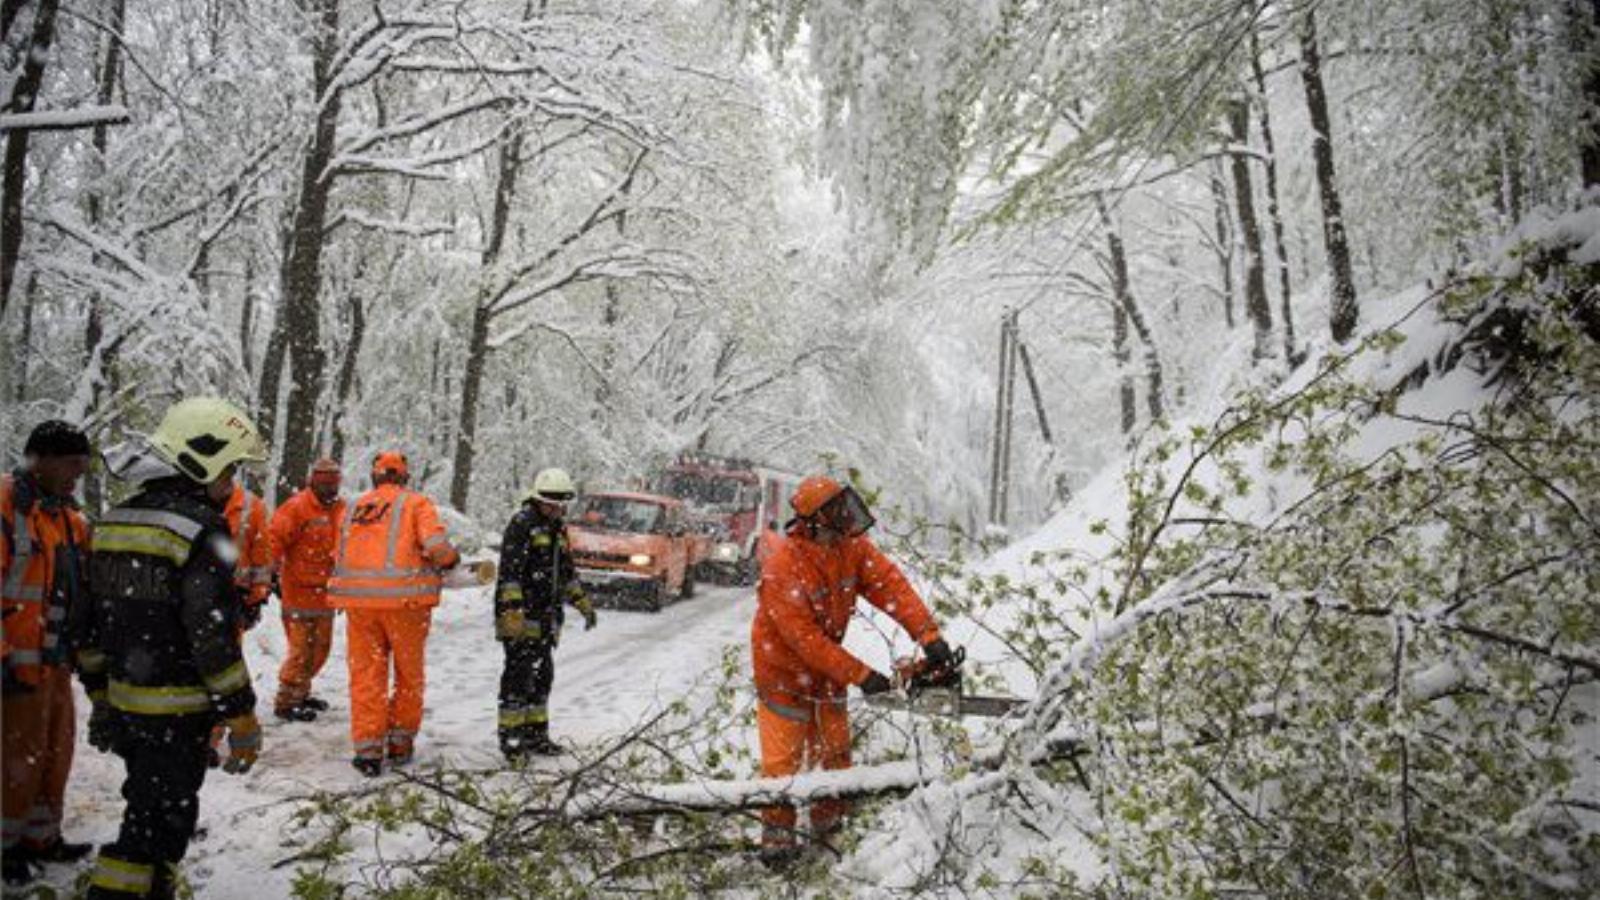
[269,488,344,612]
[224,485,271,608]
[752,528,939,707]
[326,484,459,610]
[1,472,90,687]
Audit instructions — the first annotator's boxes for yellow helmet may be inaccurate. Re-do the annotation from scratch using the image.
[147,397,267,484]
[522,467,576,504]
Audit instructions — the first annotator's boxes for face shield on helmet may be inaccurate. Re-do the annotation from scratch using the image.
[815,485,875,537]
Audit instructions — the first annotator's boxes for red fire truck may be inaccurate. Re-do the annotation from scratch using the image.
[650,452,800,584]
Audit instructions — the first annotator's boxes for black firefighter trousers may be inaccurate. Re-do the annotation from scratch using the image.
[498,637,555,753]
[86,713,212,899]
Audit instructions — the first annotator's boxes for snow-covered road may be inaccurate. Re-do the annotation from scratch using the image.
[47,583,760,898]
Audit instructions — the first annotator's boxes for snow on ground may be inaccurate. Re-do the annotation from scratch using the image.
[44,583,762,898]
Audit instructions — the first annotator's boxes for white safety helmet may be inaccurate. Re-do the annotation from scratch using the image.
[523,468,576,505]
[147,397,267,484]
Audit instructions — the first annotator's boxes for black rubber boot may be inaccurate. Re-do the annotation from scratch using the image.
[524,725,563,756]
[2,853,36,886]
[28,837,95,863]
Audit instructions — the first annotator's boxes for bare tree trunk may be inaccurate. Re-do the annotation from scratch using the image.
[256,214,295,445]
[239,259,255,376]
[1250,28,1298,367]
[450,128,524,512]
[1208,160,1236,329]
[1097,196,1164,424]
[1585,0,1600,187]
[276,0,341,497]
[12,271,33,403]
[83,0,123,393]
[1299,11,1358,343]
[1227,99,1273,362]
[1,0,59,315]
[329,290,365,462]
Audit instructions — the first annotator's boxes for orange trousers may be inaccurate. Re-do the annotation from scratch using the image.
[346,608,432,760]
[756,695,851,847]
[275,613,335,713]
[2,664,75,851]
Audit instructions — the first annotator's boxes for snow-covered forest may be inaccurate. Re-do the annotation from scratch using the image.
[3,0,1597,896]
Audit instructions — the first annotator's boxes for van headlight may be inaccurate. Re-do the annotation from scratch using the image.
[714,543,740,561]
[628,554,653,567]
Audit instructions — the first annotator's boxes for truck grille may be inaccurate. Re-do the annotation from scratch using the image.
[575,551,633,567]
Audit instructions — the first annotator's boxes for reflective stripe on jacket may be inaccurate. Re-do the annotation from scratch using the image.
[1,472,90,686]
[224,486,272,606]
[70,478,256,718]
[269,488,344,611]
[326,484,458,610]
[751,529,939,707]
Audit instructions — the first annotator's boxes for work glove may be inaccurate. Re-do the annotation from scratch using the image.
[221,712,262,774]
[859,671,894,696]
[496,609,528,641]
[924,639,955,667]
[88,700,120,753]
[575,597,597,631]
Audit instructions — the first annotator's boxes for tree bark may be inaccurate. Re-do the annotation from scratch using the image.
[1,0,59,315]
[276,0,342,497]
[1299,11,1358,343]
[1227,99,1273,362]
[1208,160,1235,329]
[1578,0,1600,188]
[83,0,124,415]
[1097,196,1163,425]
[1250,28,1298,367]
[330,290,366,462]
[450,128,524,512]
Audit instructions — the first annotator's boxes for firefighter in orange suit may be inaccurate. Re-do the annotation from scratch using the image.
[751,475,955,865]
[224,481,272,627]
[2,421,93,886]
[269,458,344,721]
[327,451,459,776]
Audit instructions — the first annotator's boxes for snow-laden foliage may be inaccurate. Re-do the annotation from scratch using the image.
[854,211,1600,896]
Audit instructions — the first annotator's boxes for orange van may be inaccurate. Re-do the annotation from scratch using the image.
[567,491,699,611]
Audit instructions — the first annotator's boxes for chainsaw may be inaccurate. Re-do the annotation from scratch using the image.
[862,646,1028,718]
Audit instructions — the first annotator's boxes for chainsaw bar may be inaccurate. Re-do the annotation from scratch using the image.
[864,687,1028,719]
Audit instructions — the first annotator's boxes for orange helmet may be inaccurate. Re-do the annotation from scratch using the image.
[790,475,875,536]
[371,450,409,480]
[792,476,845,517]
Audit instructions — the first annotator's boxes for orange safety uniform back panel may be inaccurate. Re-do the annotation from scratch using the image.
[751,531,939,709]
[1,473,90,686]
[327,484,458,610]
[224,486,271,607]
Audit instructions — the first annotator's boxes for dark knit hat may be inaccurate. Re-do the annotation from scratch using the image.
[24,420,91,458]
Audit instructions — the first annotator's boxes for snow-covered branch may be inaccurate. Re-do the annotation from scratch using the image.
[0,104,129,132]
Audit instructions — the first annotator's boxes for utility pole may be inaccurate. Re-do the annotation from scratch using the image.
[987,309,1020,528]
[988,308,1054,531]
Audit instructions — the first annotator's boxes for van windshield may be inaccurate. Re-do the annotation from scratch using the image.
[571,496,667,534]
[654,472,751,508]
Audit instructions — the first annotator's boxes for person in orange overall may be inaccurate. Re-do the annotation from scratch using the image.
[327,451,459,776]
[224,480,272,626]
[268,458,344,721]
[751,475,956,866]
[2,421,93,886]
[205,477,272,763]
